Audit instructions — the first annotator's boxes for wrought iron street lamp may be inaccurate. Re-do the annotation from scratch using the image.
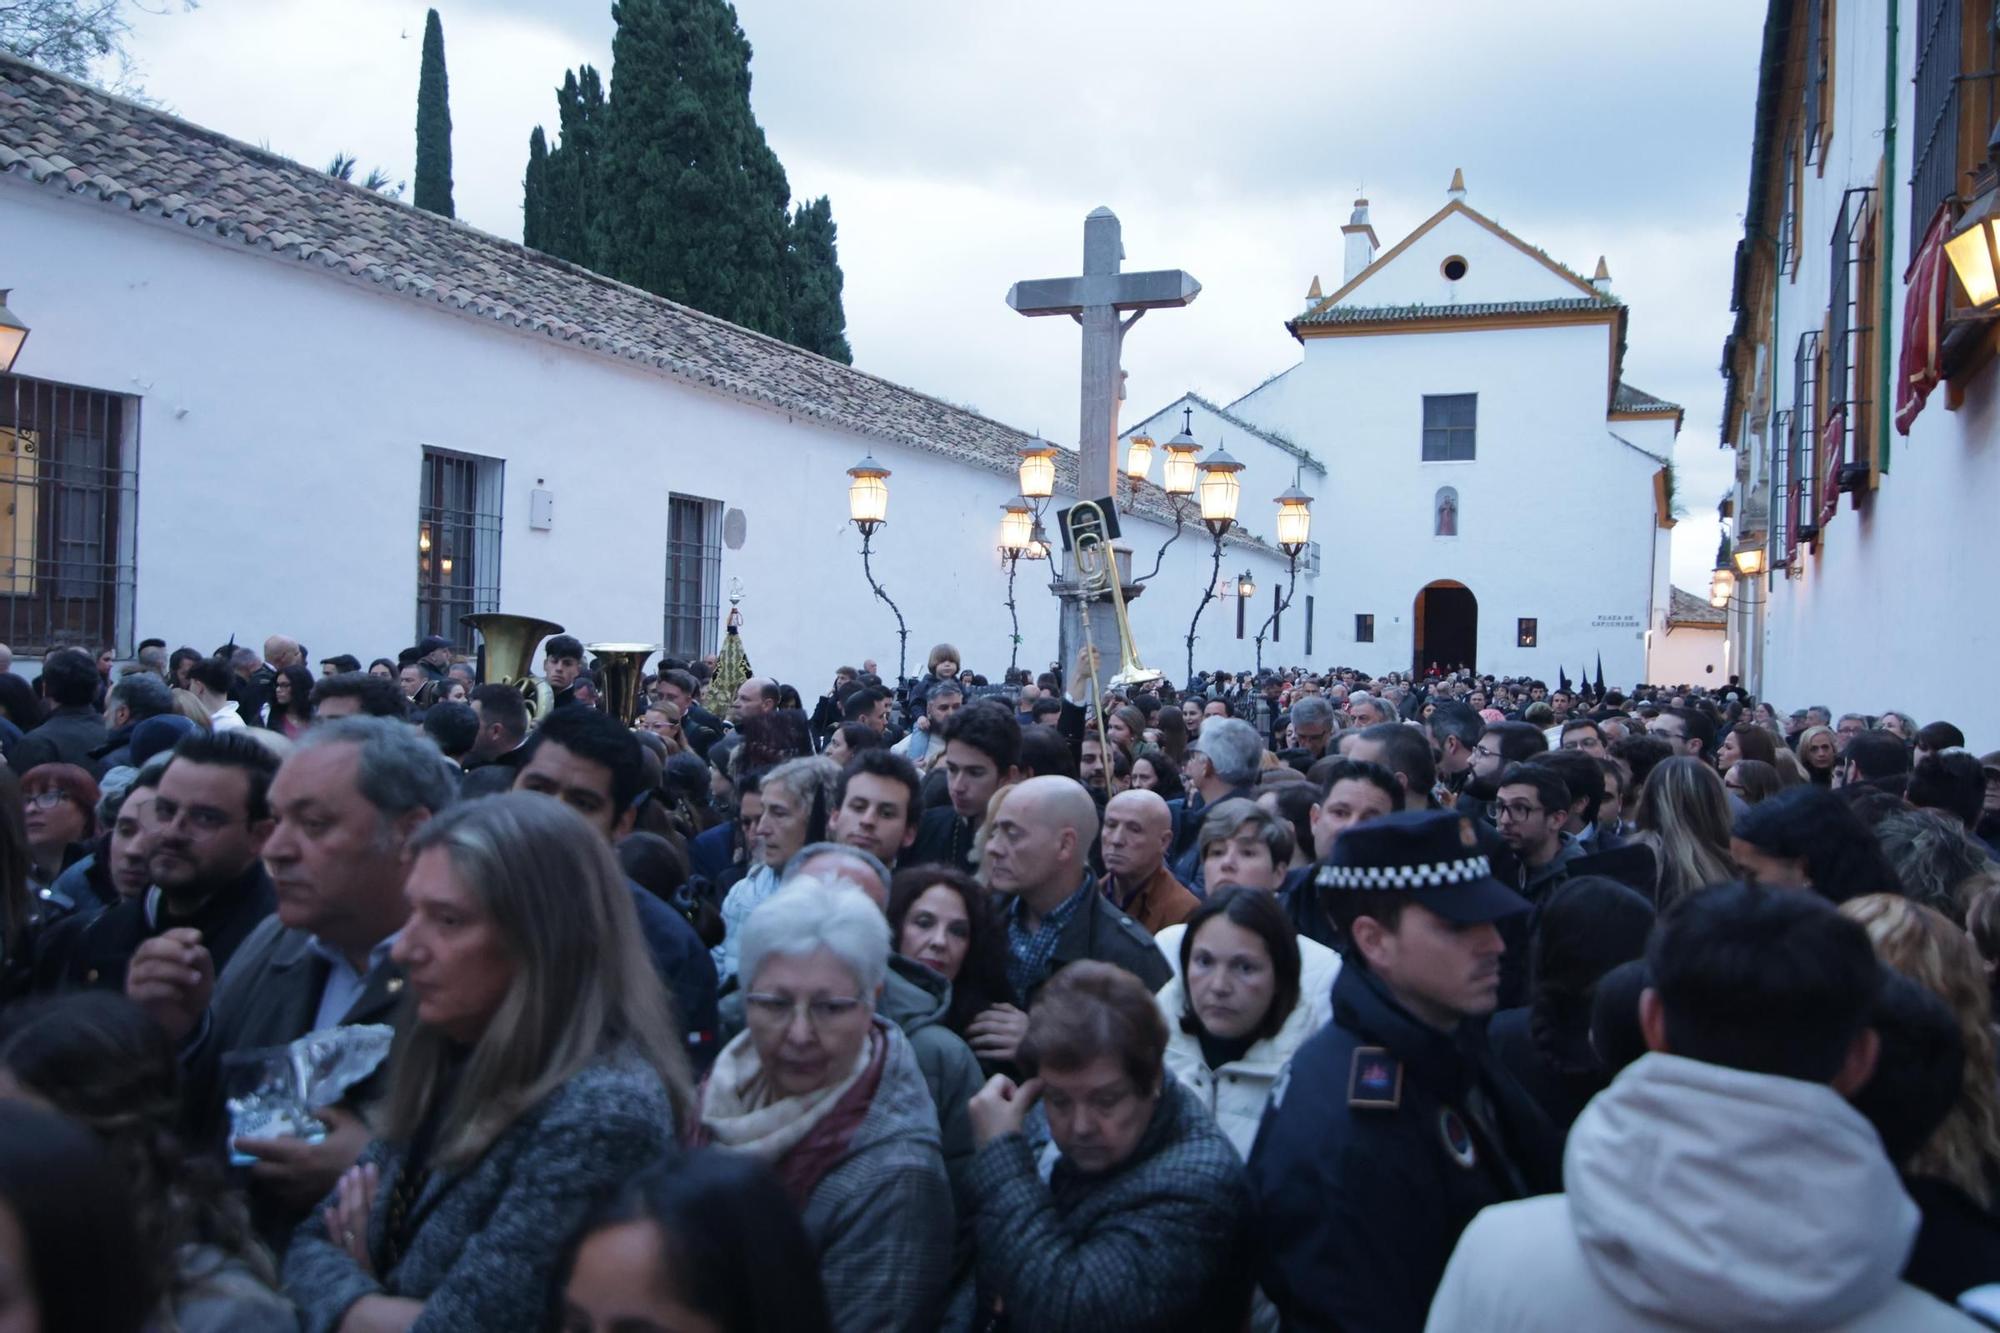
[1017,438,1058,507]
[0,291,27,375]
[998,496,1038,672]
[1255,481,1314,669]
[1947,119,2000,311]
[1137,408,1203,586]
[1731,541,1767,578]
[846,452,907,683]
[1185,440,1245,680]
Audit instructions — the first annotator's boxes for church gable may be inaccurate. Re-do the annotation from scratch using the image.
[1305,201,1602,316]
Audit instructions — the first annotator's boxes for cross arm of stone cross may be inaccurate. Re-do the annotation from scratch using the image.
[1006,269,1203,318]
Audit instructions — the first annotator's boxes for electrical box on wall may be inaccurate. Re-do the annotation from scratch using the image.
[529,489,554,530]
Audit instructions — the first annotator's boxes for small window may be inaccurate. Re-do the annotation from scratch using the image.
[1434,486,1459,536]
[665,493,723,660]
[418,447,503,651]
[1305,595,1315,656]
[1441,255,1469,282]
[1355,613,1375,643]
[1422,394,1476,462]
[1517,618,1538,648]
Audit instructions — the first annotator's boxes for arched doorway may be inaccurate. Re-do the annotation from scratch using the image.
[1413,580,1477,674]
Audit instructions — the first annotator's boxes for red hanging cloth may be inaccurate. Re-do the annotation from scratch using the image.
[1897,203,1952,436]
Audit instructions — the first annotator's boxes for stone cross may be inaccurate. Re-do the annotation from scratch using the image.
[1007,207,1201,499]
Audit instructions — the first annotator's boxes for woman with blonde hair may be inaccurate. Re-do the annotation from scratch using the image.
[1633,755,1735,907]
[1797,724,1840,786]
[1840,893,2000,1297]
[284,793,691,1332]
[169,686,216,732]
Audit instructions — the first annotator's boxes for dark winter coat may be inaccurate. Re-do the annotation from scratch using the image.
[1246,963,1560,1333]
[283,1047,677,1333]
[971,1075,1254,1331]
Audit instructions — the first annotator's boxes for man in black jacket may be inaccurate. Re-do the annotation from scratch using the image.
[42,729,279,994]
[969,775,1169,1068]
[1248,811,1559,1333]
[908,702,1021,874]
[11,647,107,772]
[126,717,457,1227]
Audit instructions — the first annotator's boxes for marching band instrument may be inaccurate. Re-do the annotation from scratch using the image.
[586,642,657,728]
[1064,500,1164,745]
[461,613,563,724]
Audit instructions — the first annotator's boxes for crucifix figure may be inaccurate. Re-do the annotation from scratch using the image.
[1007,207,1201,499]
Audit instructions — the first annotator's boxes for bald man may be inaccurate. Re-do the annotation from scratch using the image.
[728,675,779,726]
[262,635,302,671]
[1101,789,1200,935]
[971,777,1171,1065]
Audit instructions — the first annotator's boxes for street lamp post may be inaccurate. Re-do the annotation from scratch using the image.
[1184,440,1244,682]
[1254,481,1314,670]
[998,496,1039,673]
[846,452,908,685]
[1138,407,1201,584]
[0,291,27,375]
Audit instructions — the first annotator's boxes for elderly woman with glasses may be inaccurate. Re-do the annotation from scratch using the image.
[697,878,952,1333]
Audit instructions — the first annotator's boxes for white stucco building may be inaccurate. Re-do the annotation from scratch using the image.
[0,56,1302,689]
[1124,172,1688,685]
[1719,0,2000,742]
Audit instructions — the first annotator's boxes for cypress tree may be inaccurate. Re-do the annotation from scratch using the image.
[535,66,606,266]
[786,196,851,363]
[591,0,792,337]
[523,126,549,250]
[414,8,455,218]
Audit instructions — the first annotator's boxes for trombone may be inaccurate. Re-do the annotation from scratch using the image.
[1064,500,1164,747]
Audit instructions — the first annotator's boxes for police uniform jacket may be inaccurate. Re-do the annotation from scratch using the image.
[1246,961,1560,1333]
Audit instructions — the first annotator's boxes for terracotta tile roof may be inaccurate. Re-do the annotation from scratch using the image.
[0,56,1281,550]
[1292,296,1619,327]
[1667,586,1726,627]
[1613,382,1683,414]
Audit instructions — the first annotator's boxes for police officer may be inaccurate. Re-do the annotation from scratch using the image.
[1246,809,1559,1332]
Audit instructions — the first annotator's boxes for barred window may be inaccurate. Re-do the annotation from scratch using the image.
[1421,394,1476,462]
[1805,0,1828,165]
[1355,613,1375,644]
[0,374,137,656]
[1517,618,1538,649]
[1794,330,1821,541]
[416,448,502,651]
[664,494,721,661]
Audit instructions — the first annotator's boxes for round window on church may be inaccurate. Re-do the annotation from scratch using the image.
[1441,255,1469,282]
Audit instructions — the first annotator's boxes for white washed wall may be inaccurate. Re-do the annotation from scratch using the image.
[1739,0,2000,743]
[1224,319,1660,682]
[0,180,1299,689]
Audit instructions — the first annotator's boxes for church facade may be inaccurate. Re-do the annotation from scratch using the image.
[0,56,1303,688]
[1125,174,1686,686]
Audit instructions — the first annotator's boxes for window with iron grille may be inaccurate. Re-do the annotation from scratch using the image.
[416,448,502,651]
[1823,188,1874,520]
[1794,330,1822,541]
[1805,0,1827,165]
[1355,613,1374,643]
[1516,618,1537,649]
[1421,394,1476,462]
[664,494,722,661]
[1912,0,1964,261]
[0,374,137,657]
[1771,408,1794,568]
[1781,135,1800,278]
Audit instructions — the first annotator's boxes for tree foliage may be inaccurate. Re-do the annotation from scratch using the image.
[413,7,453,218]
[0,0,198,89]
[520,0,849,360]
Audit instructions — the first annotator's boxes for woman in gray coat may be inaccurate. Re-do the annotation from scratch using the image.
[698,877,954,1333]
[283,794,694,1333]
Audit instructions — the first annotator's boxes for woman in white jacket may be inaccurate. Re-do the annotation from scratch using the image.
[1155,887,1339,1158]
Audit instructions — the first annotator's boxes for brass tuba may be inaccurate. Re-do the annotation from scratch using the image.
[461,613,563,724]
[1065,500,1165,693]
[586,642,657,728]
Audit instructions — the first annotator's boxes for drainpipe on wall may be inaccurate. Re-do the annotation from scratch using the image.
[1880,0,1899,476]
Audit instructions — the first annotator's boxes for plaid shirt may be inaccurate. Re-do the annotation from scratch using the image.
[1006,880,1092,1000]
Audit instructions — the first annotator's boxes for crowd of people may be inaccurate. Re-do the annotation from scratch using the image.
[0,628,1997,1331]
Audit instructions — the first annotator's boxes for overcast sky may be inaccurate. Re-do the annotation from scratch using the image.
[116,0,1762,590]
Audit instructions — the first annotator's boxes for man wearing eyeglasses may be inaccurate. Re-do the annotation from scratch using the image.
[1493,763,1584,901]
[41,730,279,995]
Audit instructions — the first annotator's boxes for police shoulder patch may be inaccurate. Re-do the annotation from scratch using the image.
[1347,1046,1403,1110]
